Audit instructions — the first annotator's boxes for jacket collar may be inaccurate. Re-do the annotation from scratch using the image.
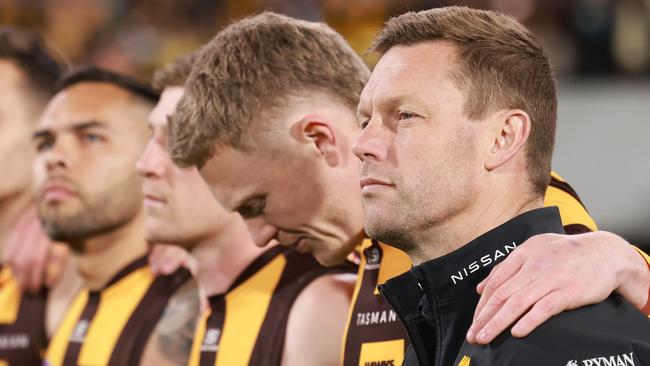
[379,207,565,365]
[410,207,565,304]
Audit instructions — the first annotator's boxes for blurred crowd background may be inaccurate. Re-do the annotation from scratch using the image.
[1,0,649,249]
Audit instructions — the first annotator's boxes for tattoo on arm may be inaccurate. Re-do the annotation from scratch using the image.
[156,281,200,364]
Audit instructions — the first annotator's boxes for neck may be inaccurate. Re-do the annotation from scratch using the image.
[0,190,33,260]
[409,182,543,265]
[192,220,273,296]
[74,213,148,290]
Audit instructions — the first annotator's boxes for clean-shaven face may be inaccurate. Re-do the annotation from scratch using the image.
[137,86,237,248]
[199,94,363,266]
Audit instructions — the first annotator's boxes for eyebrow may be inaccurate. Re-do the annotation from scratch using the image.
[359,93,429,117]
[33,120,108,140]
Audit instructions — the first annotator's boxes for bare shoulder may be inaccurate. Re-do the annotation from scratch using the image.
[282,273,356,366]
[140,278,200,366]
[292,272,355,313]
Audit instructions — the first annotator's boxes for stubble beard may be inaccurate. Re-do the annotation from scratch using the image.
[38,177,143,253]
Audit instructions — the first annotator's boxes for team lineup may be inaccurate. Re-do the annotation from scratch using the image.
[1,6,650,366]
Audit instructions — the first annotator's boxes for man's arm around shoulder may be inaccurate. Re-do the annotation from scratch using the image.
[461,296,650,366]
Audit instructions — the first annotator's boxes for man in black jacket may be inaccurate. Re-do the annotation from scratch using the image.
[353,6,650,366]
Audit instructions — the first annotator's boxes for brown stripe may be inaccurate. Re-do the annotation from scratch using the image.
[62,292,101,366]
[248,248,356,366]
[0,287,48,365]
[104,256,148,289]
[549,176,587,209]
[107,268,192,366]
[229,246,286,291]
[563,223,593,235]
[343,241,409,366]
[199,296,226,366]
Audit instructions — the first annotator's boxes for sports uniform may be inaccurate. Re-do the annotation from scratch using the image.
[0,266,47,366]
[45,256,191,366]
[189,245,355,366]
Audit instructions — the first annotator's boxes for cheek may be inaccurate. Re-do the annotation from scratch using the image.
[85,156,141,194]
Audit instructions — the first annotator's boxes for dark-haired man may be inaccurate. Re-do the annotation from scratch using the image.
[34,67,196,366]
[168,12,650,366]
[138,53,354,366]
[355,7,650,365]
[0,27,78,366]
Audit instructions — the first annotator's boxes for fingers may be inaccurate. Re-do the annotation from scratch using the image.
[511,290,565,338]
[45,244,70,288]
[26,224,50,293]
[470,278,555,344]
[472,251,525,323]
[179,255,198,276]
[149,244,188,275]
[148,245,164,274]
[467,259,527,343]
[12,217,51,293]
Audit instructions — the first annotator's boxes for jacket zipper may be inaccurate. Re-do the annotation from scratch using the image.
[379,284,434,365]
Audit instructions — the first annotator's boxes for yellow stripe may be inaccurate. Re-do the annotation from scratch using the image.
[78,267,154,365]
[188,310,211,366]
[215,254,286,366]
[45,267,155,366]
[358,339,404,366]
[544,186,597,231]
[45,290,88,366]
[0,268,21,324]
[550,171,565,182]
[341,241,370,365]
[458,355,471,366]
[375,242,411,295]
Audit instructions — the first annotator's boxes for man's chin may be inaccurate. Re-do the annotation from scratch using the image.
[312,246,350,267]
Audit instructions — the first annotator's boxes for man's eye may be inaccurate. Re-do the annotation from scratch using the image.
[398,111,416,120]
[36,140,53,152]
[82,133,102,143]
[237,198,266,219]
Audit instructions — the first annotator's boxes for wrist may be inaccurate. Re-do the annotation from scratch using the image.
[615,236,650,309]
[631,246,650,313]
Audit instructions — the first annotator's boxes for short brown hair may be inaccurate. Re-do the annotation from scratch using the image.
[151,52,196,91]
[0,27,66,98]
[372,6,556,195]
[169,12,370,168]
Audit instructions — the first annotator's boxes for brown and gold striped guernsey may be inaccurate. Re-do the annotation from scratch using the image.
[341,240,411,366]
[341,171,600,366]
[0,265,48,366]
[189,245,355,366]
[545,172,597,234]
[44,256,191,366]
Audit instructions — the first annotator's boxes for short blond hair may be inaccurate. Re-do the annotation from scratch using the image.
[169,12,370,168]
[373,7,557,195]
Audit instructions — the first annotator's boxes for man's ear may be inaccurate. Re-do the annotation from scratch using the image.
[290,118,340,167]
[485,110,531,171]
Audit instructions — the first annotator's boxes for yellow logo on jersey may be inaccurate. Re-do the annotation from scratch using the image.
[359,340,404,366]
[458,355,471,366]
